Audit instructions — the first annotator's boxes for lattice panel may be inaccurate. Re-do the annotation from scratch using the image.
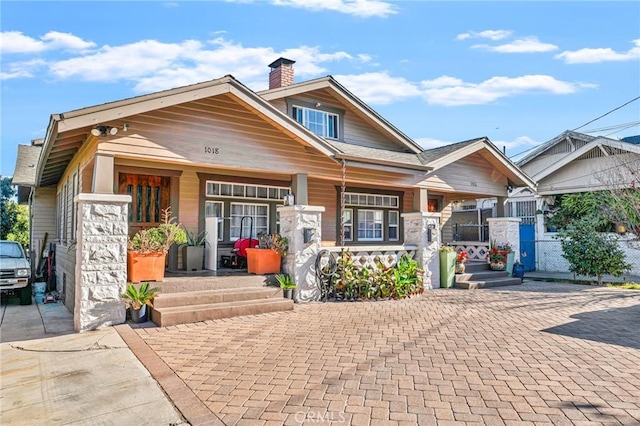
[454,244,489,261]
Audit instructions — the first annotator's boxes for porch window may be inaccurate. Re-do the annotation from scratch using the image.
[230,203,268,239]
[293,106,339,139]
[205,201,224,241]
[342,209,353,241]
[206,181,290,201]
[388,211,399,241]
[357,210,384,241]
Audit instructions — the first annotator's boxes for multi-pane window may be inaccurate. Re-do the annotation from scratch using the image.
[206,181,289,201]
[293,106,339,139]
[342,191,400,244]
[205,201,224,241]
[230,203,268,239]
[357,210,384,241]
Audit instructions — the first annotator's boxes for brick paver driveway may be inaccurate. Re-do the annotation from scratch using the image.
[134,282,640,425]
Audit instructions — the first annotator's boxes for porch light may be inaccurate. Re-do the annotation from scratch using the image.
[90,125,118,137]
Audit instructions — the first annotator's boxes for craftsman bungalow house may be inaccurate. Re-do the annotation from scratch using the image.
[14,58,534,329]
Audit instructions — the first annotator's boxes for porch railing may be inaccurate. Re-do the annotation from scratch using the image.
[453,223,489,242]
[322,245,418,269]
[451,242,490,261]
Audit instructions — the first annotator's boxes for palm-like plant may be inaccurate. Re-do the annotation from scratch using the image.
[121,282,160,310]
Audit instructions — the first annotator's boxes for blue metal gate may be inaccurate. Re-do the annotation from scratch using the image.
[519,224,536,271]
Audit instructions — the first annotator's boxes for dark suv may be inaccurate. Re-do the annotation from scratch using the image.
[0,240,32,305]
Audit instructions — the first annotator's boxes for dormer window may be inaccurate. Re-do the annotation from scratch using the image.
[292,105,339,139]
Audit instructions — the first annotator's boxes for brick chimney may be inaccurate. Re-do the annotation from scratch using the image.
[268,57,296,89]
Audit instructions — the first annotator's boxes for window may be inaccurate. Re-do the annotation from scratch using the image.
[71,173,78,239]
[230,203,268,239]
[206,181,289,201]
[341,191,400,244]
[205,201,224,241]
[293,106,339,139]
[342,209,353,241]
[388,211,399,241]
[357,210,384,241]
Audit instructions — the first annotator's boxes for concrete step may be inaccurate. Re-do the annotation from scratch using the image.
[152,287,282,309]
[152,298,294,327]
[462,262,491,273]
[455,277,522,290]
[156,274,270,294]
[455,270,507,283]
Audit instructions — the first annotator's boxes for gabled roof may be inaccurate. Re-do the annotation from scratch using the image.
[12,144,42,186]
[419,137,536,189]
[327,140,430,172]
[517,130,599,166]
[258,76,424,154]
[531,136,640,182]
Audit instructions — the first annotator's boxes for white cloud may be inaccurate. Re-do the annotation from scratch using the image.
[164,2,179,7]
[555,39,640,64]
[334,72,422,104]
[420,75,593,106]
[417,135,540,156]
[252,0,397,17]
[0,59,46,80]
[472,37,558,53]
[416,137,453,149]
[456,30,512,41]
[0,31,95,54]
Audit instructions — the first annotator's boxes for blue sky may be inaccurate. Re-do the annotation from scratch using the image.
[2,1,639,176]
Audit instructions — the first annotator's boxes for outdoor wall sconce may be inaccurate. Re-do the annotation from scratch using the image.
[90,125,118,137]
[427,223,436,242]
[303,228,316,244]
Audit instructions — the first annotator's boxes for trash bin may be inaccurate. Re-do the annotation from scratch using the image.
[512,262,525,282]
[34,281,46,304]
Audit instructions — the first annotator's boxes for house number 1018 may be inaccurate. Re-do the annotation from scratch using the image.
[204,147,220,154]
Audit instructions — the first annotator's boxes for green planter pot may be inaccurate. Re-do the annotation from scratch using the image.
[439,251,456,288]
[506,252,515,277]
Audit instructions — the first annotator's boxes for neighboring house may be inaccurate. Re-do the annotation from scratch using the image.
[13,58,534,328]
[507,130,640,275]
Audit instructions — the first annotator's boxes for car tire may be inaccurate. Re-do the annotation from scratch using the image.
[20,283,33,305]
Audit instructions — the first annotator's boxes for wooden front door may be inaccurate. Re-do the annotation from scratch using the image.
[118,173,170,236]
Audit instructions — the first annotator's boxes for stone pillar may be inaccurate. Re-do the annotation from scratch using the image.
[487,217,521,262]
[402,212,441,289]
[74,193,131,332]
[277,205,324,302]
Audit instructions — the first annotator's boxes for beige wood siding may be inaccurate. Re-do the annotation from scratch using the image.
[97,93,419,187]
[421,153,508,197]
[270,89,409,152]
[31,186,57,260]
[55,243,76,312]
[522,153,568,178]
[308,178,338,244]
[440,198,454,243]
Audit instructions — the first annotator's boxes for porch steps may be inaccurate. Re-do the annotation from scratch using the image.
[151,286,293,327]
[454,261,522,290]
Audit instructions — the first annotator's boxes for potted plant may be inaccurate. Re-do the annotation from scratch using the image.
[245,232,288,275]
[275,273,297,300]
[439,245,456,288]
[181,229,207,271]
[120,282,160,323]
[455,250,468,274]
[487,240,512,271]
[127,207,187,282]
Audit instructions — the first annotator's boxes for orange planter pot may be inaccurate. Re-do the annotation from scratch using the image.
[127,251,166,283]
[245,248,282,275]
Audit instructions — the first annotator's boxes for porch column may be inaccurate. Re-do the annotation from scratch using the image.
[402,212,441,289]
[91,153,115,194]
[291,173,308,205]
[487,217,521,263]
[277,205,324,302]
[412,187,428,212]
[74,193,131,332]
[495,196,507,217]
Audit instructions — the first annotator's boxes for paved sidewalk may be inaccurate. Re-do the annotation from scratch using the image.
[132,281,640,425]
[0,297,185,425]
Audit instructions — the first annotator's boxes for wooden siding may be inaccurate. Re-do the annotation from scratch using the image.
[55,242,76,312]
[308,178,338,243]
[522,153,568,178]
[420,153,508,197]
[96,93,420,187]
[268,88,410,152]
[440,198,454,243]
[31,186,57,260]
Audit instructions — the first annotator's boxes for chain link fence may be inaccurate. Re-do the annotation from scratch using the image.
[535,238,640,280]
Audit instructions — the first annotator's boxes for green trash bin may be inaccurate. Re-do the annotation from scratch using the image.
[439,251,456,288]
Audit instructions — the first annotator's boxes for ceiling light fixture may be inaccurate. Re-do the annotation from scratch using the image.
[90,125,118,137]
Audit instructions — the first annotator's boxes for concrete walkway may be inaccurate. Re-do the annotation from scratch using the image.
[0,296,185,425]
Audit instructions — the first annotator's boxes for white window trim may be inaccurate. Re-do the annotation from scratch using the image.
[229,202,270,240]
[293,105,339,140]
[206,180,290,201]
[343,208,353,242]
[205,201,225,241]
[388,211,399,241]
[344,192,399,208]
[357,209,384,242]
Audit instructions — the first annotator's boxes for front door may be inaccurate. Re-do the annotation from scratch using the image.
[118,173,171,236]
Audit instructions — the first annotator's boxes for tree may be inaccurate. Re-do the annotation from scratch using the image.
[1,177,17,239]
[556,218,632,284]
[5,204,29,246]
